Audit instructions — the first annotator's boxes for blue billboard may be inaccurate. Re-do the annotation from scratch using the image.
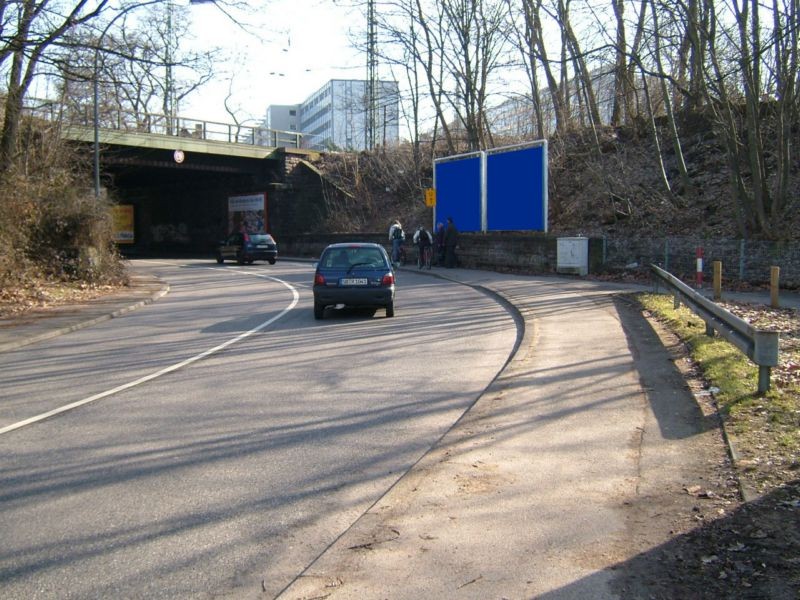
[433,153,482,232]
[433,141,548,233]
[486,144,547,231]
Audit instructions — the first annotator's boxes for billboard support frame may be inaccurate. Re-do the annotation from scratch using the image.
[433,140,548,234]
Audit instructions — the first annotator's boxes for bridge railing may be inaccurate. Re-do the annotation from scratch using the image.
[20,97,302,149]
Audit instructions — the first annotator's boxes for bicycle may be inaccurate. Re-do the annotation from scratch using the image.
[418,245,432,269]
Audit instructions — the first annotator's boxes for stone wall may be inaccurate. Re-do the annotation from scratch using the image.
[277,232,800,288]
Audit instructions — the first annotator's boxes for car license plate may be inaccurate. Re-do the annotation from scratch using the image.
[256,244,268,248]
[340,277,368,285]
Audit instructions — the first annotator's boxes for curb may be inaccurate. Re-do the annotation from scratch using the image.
[717,410,760,503]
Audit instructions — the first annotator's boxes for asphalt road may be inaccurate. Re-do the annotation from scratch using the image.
[0,259,517,599]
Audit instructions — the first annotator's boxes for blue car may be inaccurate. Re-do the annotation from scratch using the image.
[313,243,396,319]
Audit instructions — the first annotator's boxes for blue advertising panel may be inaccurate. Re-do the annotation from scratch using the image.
[486,144,547,231]
[433,154,482,232]
[434,142,548,233]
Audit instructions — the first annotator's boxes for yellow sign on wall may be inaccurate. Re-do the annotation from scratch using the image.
[425,188,436,207]
[111,205,135,244]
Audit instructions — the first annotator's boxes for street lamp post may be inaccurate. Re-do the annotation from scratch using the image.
[93,15,123,199]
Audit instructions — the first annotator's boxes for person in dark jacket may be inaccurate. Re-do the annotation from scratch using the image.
[444,216,459,268]
[434,222,445,266]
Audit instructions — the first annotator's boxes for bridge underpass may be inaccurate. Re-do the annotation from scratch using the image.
[64,125,323,256]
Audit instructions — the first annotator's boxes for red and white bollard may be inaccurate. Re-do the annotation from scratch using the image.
[696,247,704,289]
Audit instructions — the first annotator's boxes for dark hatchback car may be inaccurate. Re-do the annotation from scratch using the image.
[313,242,396,319]
[216,232,278,264]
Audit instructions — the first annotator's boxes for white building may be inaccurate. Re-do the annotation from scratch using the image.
[265,79,400,151]
[265,104,300,132]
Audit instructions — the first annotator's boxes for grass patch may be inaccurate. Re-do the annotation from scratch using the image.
[638,292,800,494]
[638,293,759,406]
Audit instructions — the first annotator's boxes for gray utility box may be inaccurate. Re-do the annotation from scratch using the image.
[557,237,589,276]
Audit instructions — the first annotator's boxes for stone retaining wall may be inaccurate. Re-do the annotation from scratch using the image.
[277,233,800,288]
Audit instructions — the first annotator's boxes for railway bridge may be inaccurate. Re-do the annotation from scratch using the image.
[35,103,333,255]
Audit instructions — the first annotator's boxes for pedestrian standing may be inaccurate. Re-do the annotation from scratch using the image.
[435,222,445,266]
[444,216,459,268]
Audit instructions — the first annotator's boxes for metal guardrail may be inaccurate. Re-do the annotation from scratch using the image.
[651,264,780,393]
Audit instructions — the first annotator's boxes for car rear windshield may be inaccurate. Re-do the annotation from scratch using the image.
[249,234,275,244]
[320,247,387,269]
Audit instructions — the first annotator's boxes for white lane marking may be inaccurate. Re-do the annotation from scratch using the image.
[0,270,300,435]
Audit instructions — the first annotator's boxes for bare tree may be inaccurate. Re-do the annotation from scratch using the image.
[504,0,550,138]
[555,0,602,129]
[52,2,217,135]
[676,0,800,237]
[366,0,431,167]
[647,0,692,193]
[437,0,512,150]
[0,0,110,171]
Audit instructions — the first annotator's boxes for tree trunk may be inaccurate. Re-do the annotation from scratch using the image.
[558,0,602,128]
[610,0,627,126]
[650,0,693,194]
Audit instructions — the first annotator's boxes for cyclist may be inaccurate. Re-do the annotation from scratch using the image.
[413,225,433,269]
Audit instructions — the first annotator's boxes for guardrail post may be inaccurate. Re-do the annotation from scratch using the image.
[753,330,779,394]
[758,367,771,394]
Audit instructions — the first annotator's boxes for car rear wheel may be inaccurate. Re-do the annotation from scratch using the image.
[385,302,394,318]
[216,254,224,264]
[314,302,325,320]
[268,258,276,265]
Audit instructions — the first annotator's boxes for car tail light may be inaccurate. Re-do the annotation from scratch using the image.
[314,272,326,285]
[243,233,250,242]
[381,272,394,286]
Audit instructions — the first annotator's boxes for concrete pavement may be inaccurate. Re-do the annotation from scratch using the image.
[1,261,798,599]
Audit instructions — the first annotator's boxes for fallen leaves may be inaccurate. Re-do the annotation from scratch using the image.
[718,300,800,390]
[0,278,124,318]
